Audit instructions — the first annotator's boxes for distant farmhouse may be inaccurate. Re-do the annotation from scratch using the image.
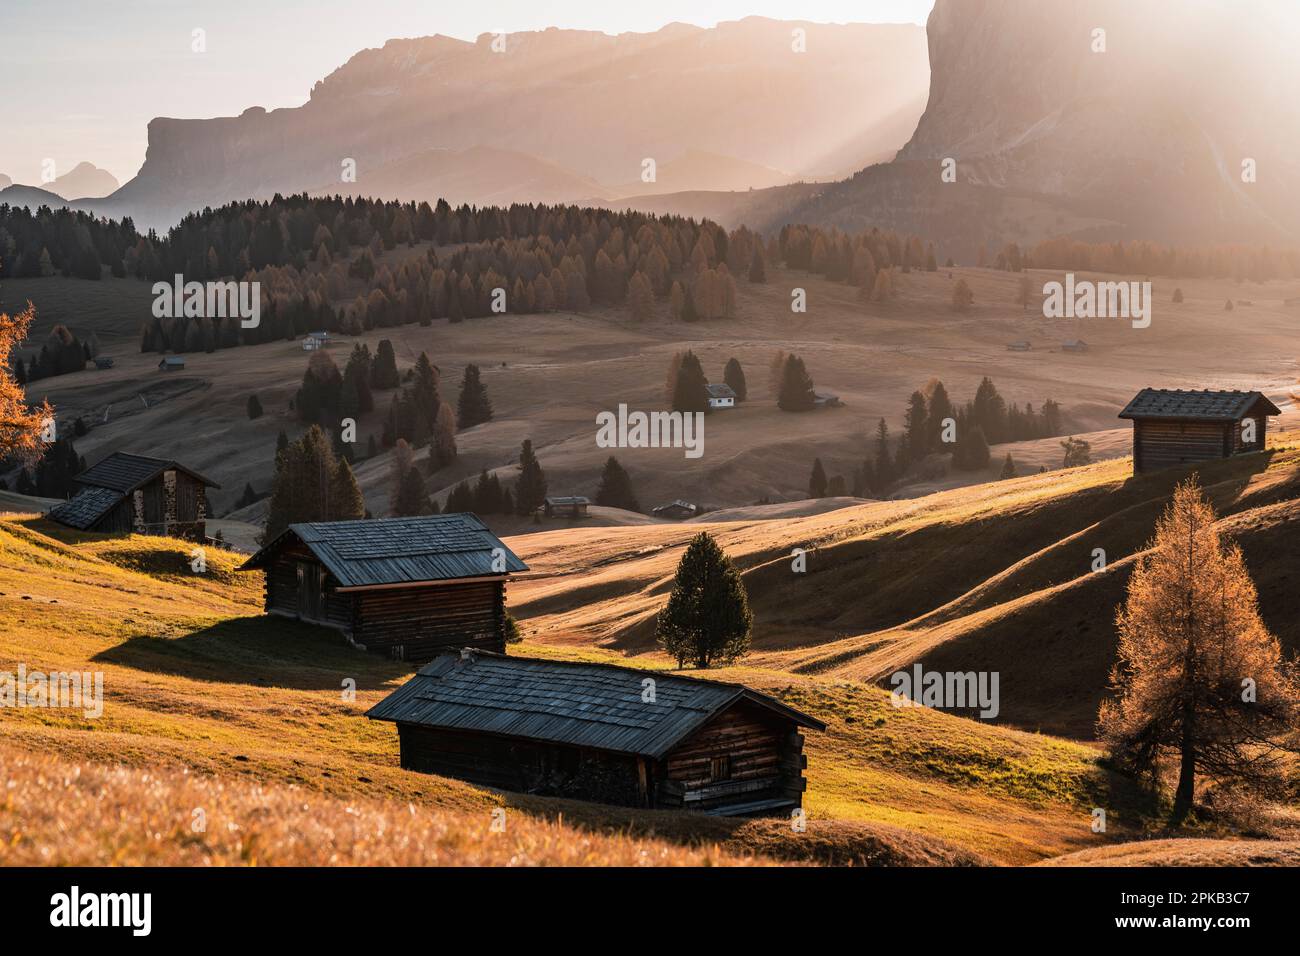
[47,452,219,540]
[158,356,185,371]
[813,391,842,408]
[705,383,736,409]
[367,650,825,816]
[1006,340,1031,352]
[239,514,528,663]
[1120,389,1280,475]
[1061,339,1089,353]
[543,495,590,518]
[652,500,699,520]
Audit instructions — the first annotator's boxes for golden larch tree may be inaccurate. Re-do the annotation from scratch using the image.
[1099,479,1300,823]
[0,299,52,460]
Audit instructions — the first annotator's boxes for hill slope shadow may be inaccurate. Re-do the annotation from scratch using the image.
[93,615,409,691]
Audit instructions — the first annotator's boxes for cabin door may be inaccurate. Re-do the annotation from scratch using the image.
[296,562,324,621]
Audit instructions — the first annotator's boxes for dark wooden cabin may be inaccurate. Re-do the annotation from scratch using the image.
[46,452,219,540]
[543,495,590,518]
[239,514,528,663]
[367,650,825,816]
[1120,389,1280,475]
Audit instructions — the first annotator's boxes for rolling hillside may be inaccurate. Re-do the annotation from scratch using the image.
[4,439,1299,863]
[506,438,1300,740]
[0,510,1188,866]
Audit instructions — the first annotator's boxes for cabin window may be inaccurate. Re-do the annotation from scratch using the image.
[710,755,731,782]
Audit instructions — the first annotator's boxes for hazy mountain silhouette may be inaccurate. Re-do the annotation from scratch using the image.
[765,0,1300,253]
[74,18,929,229]
[47,162,120,200]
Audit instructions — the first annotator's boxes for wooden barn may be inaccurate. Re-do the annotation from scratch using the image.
[367,650,825,816]
[1120,388,1280,475]
[239,514,528,663]
[543,495,590,518]
[46,452,219,540]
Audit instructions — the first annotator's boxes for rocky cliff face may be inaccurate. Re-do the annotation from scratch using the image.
[97,18,929,229]
[773,0,1300,251]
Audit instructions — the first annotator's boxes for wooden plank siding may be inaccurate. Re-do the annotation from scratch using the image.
[352,580,505,661]
[1132,403,1269,474]
[657,702,806,813]
[262,547,506,662]
[395,725,642,805]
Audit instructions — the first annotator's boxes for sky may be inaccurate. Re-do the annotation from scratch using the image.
[2,0,935,188]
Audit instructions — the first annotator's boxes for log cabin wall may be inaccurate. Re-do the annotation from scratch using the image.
[1133,419,1231,473]
[351,580,505,662]
[396,725,642,804]
[263,544,353,632]
[1231,399,1271,453]
[656,701,807,812]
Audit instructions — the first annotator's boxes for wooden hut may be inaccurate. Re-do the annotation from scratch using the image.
[46,452,219,540]
[652,500,699,520]
[543,496,590,518]
[1119,388,1280,475]
[239,514,528,663]
[367,650,825,816]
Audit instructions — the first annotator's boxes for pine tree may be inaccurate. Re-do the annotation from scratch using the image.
[456,363,493,429]
[329,458,365,520]
[514,439,548,515]
[999,453,1017,480]
[1061,437,1091,468]
[371,339,399,390]
[777,354,816,412]
[445,479,475,513]
[723,357,747,402]
[748,246,767,283]
[264,425,342,542]
[1099,480,1300,823]
[671,350,709,413]
[247,394,263,420]
[656,531,752,669]
[924,379,954,453]
[953,424,990,471]
[903,391,929,462]
[594,456,640,512]
[808,458,828,499]
[394,466,430,516]
[951,278,974,312]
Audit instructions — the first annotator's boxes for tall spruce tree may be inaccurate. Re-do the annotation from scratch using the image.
[264,425,348,542]
[456,363,493,429]
[723,357,747,402]
[671,350,709,413]
[777,353,816,411]
[655,531,752,669]
[514,439,548,515]
[594,456,640,512]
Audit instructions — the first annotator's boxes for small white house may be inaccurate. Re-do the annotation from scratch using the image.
[705,383,737,409]
[302,337,321,351]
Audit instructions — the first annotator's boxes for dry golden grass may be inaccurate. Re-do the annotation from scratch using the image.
[0,513,1133,865]
[0,744,753,866]
[1038,839,1300,867]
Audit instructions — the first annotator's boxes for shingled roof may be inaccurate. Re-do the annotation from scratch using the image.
[75,452,219,493]
[366,650,824,758]
[1119,389,1281,422]
[46,486,125,530]
[240,513,527,588]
